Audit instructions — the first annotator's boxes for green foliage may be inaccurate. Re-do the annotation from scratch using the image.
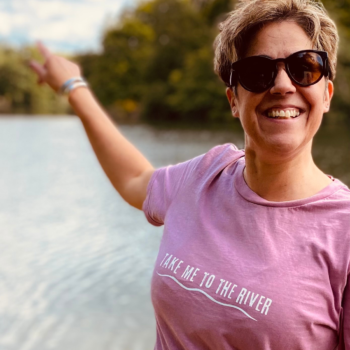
[319,0,350,123]
[76,0,233,124]
[2,0,350,125]
[75,0,350,126]
[0,45,69,115]
[165,46,231,123]
[197,0,233,25]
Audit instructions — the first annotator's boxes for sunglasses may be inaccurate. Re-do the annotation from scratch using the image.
[229,50,330,93]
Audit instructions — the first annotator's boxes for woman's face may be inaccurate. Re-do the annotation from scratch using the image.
[226,21,334,161]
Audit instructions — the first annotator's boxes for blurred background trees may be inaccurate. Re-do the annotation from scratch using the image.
[1,0,350,126]
[77,0,233,125]
[0,45,69,114]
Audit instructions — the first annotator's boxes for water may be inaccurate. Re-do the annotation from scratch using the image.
[0,116,348,350]
[0,117,245,350]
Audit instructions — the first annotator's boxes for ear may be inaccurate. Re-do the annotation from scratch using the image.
[226,87,240,118]
[323,79,334,114]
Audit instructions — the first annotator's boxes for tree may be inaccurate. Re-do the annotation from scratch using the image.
[0,45,68,114]
[77,0,233,125]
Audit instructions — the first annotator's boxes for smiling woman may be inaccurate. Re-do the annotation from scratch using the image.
[27,0,350,349]
[223,21,335,201]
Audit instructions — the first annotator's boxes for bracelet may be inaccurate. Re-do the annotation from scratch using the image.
[60,77,83,94]
[64,81,89,95]
[59,77,87,95]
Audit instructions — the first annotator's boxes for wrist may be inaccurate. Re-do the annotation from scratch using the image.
[68,85,91,104]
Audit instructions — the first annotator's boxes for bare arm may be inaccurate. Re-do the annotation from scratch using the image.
[28,42,154,210]
[68,88,154,209]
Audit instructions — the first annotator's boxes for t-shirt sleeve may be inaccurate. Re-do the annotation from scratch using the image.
[142,153,205,226]
[142,143,244,226]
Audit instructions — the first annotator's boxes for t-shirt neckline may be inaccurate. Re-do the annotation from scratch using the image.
[233,157,343,208]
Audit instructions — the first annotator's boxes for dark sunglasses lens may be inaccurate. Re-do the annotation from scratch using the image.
[288,52,324,85]
[238,57,274,92]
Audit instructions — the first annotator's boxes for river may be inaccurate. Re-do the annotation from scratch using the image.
[0,116,348,350]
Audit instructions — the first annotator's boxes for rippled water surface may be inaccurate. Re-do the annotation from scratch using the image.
[0,117,247,350]
[0,116,349,350]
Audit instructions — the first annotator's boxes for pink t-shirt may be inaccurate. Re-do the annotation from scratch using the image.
[143,143,350,350]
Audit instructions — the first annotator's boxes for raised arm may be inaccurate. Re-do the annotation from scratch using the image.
[28,42,154,210]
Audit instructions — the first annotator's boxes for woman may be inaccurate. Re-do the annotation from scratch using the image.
[29,0,350,349]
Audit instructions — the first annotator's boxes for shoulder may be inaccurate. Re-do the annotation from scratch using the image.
[329,179,350,211]
[329,179,350,200]
[195,143,245,177]
[318,180,350,237]
[151,143,244,185]
[142,143,244,226]
[148,143,244,200]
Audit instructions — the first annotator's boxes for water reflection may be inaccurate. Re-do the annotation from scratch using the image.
[0,117,244,350]
[0,116,348,350]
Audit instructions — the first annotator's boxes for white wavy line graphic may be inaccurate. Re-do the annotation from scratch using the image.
[157,272,257,321]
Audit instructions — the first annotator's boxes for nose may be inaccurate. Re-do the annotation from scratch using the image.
[269,62,296,95]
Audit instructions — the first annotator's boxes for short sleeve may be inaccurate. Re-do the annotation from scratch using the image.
[142,153,205,226]
[142,143,244,226]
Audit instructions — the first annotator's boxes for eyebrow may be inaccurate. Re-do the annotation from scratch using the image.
[257,54,273,59]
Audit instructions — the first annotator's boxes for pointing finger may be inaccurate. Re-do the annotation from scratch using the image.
[36,40,52,60]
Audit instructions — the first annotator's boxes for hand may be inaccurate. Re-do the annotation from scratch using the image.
[28,41,82,93]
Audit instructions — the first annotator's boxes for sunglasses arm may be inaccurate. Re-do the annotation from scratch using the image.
[229,69,234,88]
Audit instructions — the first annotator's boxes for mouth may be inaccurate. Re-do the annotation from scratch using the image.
[263,108,304,119]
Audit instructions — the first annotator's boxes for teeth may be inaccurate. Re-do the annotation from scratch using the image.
[266,109,301,119]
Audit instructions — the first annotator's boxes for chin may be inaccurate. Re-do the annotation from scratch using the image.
[261,136,306,158]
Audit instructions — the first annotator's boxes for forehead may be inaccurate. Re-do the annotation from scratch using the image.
[246,21,313,58]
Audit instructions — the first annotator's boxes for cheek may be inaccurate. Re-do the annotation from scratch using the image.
[238,92,263,115]
[303,89,325,131]
[303,86,325,113]
[238,100,263,137]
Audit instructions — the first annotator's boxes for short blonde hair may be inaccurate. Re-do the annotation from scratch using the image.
[214,0,339,87]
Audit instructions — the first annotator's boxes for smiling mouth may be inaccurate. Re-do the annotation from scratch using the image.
[264,108,302,119]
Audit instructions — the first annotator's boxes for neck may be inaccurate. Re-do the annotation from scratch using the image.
[244,142,332,202]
